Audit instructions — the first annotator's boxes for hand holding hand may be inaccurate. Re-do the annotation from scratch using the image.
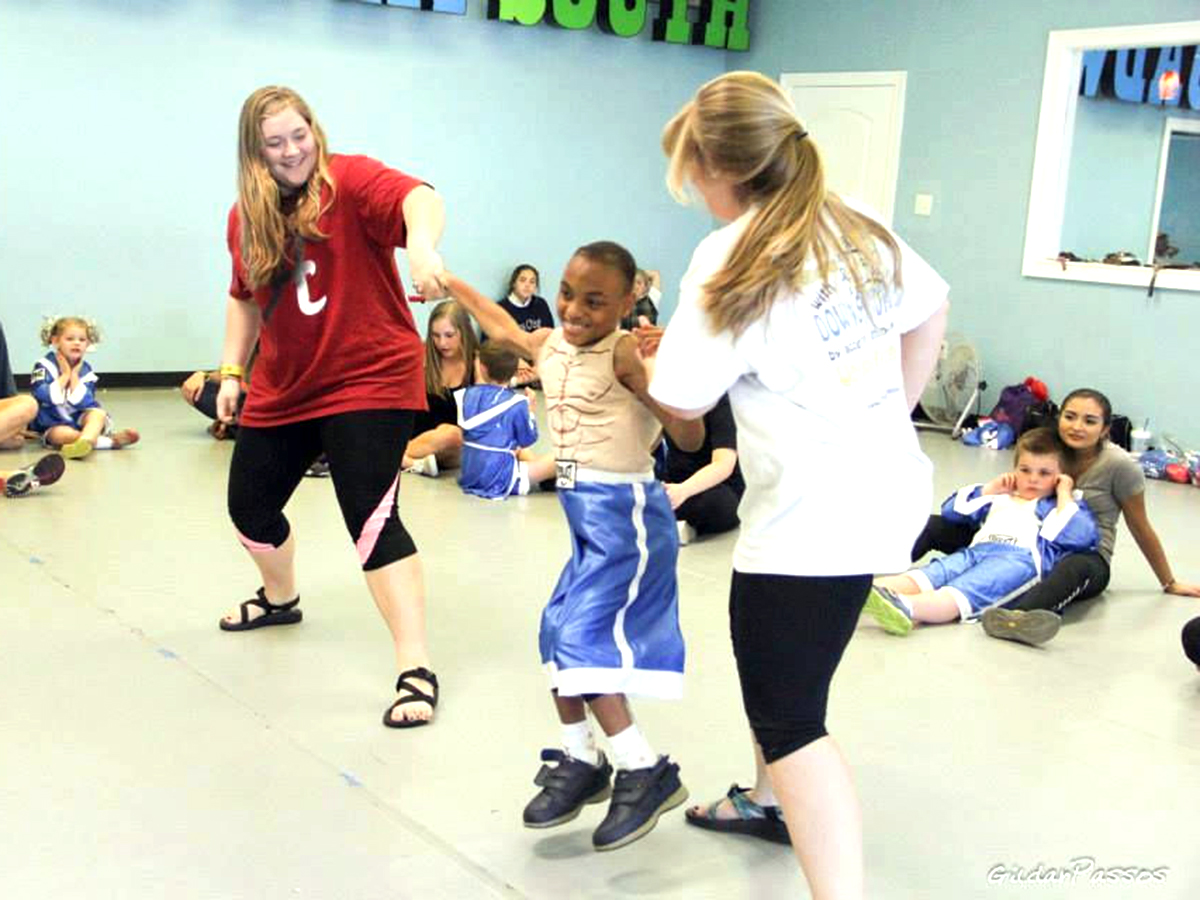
[634,322,664,359]
[409,247,447,300]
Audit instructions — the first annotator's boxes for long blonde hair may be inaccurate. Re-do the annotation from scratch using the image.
[237,86,335,289]
[663,71,902,338]
[424,301,478,397]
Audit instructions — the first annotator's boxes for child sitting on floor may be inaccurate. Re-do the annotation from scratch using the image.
[456,344,555,499]
[30,317,139,459]
[444,241,704,852]
[864,427,1098,641]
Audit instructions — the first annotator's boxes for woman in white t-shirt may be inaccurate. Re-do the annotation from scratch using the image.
[649,72,949,898]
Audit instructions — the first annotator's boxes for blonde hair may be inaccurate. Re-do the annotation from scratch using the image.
[41,316,100,347]
[237,86,335,289]
[663,71,902,338]
[424,300,478,397]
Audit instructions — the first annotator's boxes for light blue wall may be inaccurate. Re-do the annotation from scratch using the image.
[1063,97,1200,261]
[741,0,1200,445]
[1159,133,1200,261]
[0,1,722,374]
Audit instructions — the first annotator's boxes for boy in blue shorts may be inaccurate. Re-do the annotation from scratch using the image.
[865,427,1098,642]
[444,242,703,851]
[455,343,554,499]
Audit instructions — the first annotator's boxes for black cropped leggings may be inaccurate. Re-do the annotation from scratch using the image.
[912,514,1110,612]
[228,409,416,571]
[676,484,741,536]
[729,570,871,764]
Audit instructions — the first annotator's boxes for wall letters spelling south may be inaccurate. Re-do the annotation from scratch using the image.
[486,0,750,50]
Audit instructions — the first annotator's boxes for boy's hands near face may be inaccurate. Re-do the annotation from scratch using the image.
[983,473,1017,496]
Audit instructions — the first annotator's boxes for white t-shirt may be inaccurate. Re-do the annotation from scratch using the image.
[650,204,949,576]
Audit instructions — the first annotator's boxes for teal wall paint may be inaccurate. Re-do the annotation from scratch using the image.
[740,1,1199,444]
[0,1,722,374]
[1062,96,1200,260]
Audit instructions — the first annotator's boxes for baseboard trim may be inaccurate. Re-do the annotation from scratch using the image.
[14,371,193,390]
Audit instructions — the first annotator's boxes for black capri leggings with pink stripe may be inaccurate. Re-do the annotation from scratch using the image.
[228,409,417,571]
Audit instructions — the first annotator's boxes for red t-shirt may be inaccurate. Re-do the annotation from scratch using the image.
[227,154,428,427]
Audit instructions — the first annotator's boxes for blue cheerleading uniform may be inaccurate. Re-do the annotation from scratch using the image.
[909,484,1099,619]
[456,384,537,499]
[29,351,103,433]
[536,328,683,699]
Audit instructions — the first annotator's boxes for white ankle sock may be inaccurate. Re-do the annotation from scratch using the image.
[94,436,113,450]
[561,720,600,765]
[607,723,657,771]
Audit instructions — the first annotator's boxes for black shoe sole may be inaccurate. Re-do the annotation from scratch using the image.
[593,784,689,852]
[523,783,612,829]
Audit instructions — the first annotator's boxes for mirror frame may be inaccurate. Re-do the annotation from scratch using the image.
[1021,20,1200,293]
[1147,116,1200,264]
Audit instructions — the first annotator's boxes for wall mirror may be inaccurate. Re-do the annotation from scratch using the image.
[1022,21,1200,293]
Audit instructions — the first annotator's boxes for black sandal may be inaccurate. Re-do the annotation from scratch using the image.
[382,666,439,729]
[684,784,790,845]
[219,587,303,632]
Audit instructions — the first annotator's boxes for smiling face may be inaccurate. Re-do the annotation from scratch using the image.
[53,324,90,365]
[430,316,462,359]
[556,255,633,347]
[1014,450,1062,501]
[512,267,538,301]
[1058,397,1109,453]
[260,107,317,193]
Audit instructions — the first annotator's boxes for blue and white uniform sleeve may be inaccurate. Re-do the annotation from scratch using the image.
[940,483,995,526]
[515,396,538,448]
[30,358,59,407]
[1038,497,1099,555]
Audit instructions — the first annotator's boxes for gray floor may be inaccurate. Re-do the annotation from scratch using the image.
[2,389,1197,900]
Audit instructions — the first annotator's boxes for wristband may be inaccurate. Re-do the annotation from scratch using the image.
[220,364,245,379]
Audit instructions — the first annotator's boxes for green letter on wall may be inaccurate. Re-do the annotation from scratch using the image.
[597,0,646,38]
[549,0,597,30]
[486,0,546,25]
[700,0,750,51]
[651,0,692,45]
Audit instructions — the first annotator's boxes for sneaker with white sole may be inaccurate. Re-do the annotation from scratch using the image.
[981,607,1061,646]
[676,520,697,546]
[863,585,914,636]
[3,453,65,498]
[405,454,439,478]
[592,755,688,851]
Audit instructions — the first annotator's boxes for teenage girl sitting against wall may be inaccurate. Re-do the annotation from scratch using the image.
[402,300,477,477]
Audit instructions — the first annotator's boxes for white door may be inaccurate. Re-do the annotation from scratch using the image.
[781,72,907,226]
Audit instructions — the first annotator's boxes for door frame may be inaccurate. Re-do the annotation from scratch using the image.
[780,71,907,225]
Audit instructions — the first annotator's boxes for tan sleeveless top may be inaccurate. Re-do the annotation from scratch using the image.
[538,328,661,474]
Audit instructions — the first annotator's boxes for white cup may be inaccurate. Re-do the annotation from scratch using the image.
[1130,429,1151,455]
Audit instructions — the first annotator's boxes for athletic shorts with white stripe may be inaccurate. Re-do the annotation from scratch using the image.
[539,478,685,699]
[908,543,1039,620]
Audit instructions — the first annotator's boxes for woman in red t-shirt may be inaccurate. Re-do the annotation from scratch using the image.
[215,85,445,728]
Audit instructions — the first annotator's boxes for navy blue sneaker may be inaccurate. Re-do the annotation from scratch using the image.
[592,756,688,851]
[523,749,613,828]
